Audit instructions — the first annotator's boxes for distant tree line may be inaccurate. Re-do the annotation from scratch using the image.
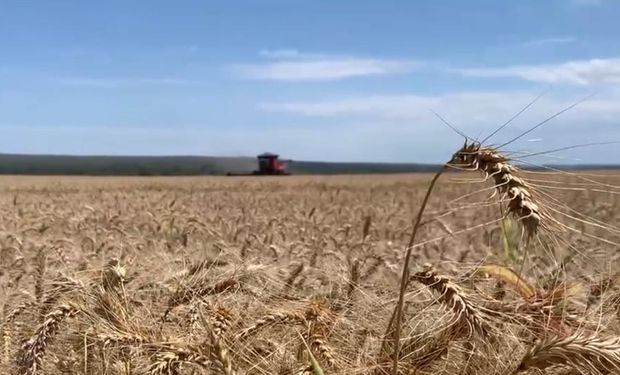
[0,154,615,176]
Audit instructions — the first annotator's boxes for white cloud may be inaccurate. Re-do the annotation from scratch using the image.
[52,77,195,88]
[257,90,620,163]
[520,37,576,47]
[454,58,620,85]
[232,51,418,81]
[259,91,620,130]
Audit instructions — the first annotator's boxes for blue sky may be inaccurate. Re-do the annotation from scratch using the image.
[1,0,619,163]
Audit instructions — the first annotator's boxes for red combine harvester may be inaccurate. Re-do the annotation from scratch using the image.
[255,152,290,175]
[227,152,291,176]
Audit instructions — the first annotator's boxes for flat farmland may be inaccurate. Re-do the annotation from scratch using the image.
[1,172,619,374]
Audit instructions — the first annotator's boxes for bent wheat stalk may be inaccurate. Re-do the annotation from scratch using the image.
[385,167,445,374]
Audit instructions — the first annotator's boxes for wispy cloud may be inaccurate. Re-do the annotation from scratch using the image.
[453,58,620,85]
[259,91,620,129]
[260,95,436,119]
[520,37,576,47]
[52,77,195,88]
[258,49,317,59]
[231,50,418,81]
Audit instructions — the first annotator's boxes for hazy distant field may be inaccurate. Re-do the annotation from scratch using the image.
[1,173,619,374]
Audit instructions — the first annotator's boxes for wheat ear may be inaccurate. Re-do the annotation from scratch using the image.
[449,141,543,236]
[411,265,489,338]
[148,346,211,374]
[513,333,620,374]
[17,303,79,375]
[235,311,306,340]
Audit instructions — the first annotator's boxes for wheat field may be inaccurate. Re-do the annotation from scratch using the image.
[1,170,620,375]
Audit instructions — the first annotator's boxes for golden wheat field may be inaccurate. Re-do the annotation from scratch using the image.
[1,170,620,375]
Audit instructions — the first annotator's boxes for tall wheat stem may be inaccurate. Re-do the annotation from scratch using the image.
[386,166,446,375]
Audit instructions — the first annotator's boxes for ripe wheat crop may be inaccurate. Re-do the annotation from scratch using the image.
[0,160,619,374]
